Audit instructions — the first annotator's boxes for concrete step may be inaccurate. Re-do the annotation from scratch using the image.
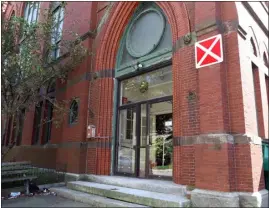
[50,187,148,207]
[83,174,187,196]
[67,181,190,207]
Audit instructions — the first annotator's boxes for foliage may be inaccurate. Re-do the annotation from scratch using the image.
[154,136,173,166]
[1,2,90,136]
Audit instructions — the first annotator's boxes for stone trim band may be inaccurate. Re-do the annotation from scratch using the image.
[18,139,112,149]
[173,133,265,146]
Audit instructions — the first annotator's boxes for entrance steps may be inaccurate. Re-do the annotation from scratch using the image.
[82,174,187,196]
[50,175,190,207]
[50,186,148,207]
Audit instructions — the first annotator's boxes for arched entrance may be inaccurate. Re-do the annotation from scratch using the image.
[93,1,190,180]
[114,2,173,178]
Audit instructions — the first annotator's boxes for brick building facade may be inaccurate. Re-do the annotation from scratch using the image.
[2,1,269,205]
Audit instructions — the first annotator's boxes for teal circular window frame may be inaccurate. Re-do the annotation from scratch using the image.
[126,8,165,58]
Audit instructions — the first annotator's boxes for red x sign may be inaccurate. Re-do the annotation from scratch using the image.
[195,34,223,69]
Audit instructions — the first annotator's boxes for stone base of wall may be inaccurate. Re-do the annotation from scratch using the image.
[191,189,269,207]
[238,189,269,207]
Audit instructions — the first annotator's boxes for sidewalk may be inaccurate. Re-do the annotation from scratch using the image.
[1,194,92,207]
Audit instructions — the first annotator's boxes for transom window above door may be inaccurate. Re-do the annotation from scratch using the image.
[115,2,172,78]
[120,65,172,105]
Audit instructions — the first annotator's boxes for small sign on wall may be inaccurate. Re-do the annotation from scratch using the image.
[122,97,128,104]
[195,34,223,69]
[87,125,96,138]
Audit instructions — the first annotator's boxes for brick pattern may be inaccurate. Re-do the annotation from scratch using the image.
[266,76,269,107]
[86,138,111,175]
[195,143,233,192]
[225,32,246,134]
[179,146,195,186]
[261,74,269,139]
[250,143,265,192]
[2,146,57,170]
[235,143,265,192]
[252,67,265,138]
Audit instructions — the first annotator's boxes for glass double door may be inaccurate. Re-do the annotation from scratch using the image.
[116,99,173,178]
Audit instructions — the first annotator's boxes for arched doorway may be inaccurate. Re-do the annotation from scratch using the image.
[93,1,190,180]
[113,2,173,178]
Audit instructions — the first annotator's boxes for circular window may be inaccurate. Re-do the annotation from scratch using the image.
[126,9,165,58]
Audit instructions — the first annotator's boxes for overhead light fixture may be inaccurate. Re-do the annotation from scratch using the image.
[137,63,143,69]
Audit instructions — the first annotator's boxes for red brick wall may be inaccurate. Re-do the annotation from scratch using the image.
[86,138,111,175]
[266,76,269,107]
[252,66,265,138]
[250,144,265,192]
[235,143,265,192]
[195,143,233,192]
[173,146,195,186]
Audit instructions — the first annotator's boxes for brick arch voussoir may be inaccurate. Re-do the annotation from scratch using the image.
[95,2,121,70]
[96,2,138,71]
[106,2,138,69]
[95,1,190,71]
[157,2,189,43]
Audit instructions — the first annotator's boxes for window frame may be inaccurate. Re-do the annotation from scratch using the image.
[32,101,43,145]
[23,1,40,25]
[69,99,79,125]
[50,2,65,60]
[42,82,56,144]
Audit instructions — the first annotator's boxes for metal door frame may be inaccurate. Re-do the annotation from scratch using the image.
[114,96,173,179]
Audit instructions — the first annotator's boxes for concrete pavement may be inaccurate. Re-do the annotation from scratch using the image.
[1,194,92,207]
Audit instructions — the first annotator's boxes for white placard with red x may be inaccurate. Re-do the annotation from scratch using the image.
[195,34,223,69]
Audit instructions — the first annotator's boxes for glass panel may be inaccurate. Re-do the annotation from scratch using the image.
[57,20,64,42]
[50,6,64,59]
[59,7,65,22]
[149,101,173,177]
[120,65,172,105]
[28,4,33,24]
[55,47,60,59]
[139,104,147,177]
[32,2,39,23]
[117,108,136,174]
[24,3,29,21]
[52,9,59,30]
